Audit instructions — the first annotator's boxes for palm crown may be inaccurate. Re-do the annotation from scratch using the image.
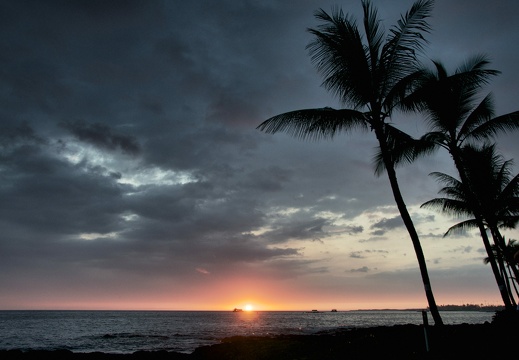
[257,0,444,325]
[402,56,519,154]
[423,144,519,236]
[258,0,434,139]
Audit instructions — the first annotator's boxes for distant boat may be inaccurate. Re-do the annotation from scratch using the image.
[233,308,243,312]
[331,309,337,312]
[305,309,320,313]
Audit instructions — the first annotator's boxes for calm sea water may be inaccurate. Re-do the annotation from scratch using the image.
[0,310,494,354]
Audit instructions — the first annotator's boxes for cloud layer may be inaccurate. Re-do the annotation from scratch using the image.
[1,0,518,310]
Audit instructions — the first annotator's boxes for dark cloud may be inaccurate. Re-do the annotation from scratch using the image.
[350,251,365,259]
[350,250,389,260]
[370,216,404,235]
[344,225,364,235]
[261,217,332,244]
[365,250,389,256]
[359,237,388,243]
[265,259,330,278]
[0,122,45,148]
[60,120,140,155]
[451,246,474,254]
[350,266,370,273]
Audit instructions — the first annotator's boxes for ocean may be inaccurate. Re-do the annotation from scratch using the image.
[0,310,494,354]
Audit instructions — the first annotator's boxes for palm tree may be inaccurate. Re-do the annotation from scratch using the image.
[459,145,519,263]
[483,240,519,303]
[500,239,519,297]
[422,144,519,306]
[400,56,519,309]
[257,0,444,325]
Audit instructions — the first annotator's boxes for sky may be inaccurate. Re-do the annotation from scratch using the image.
[1,0,519,311]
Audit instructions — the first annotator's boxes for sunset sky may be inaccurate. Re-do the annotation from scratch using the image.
[1,0,519,311]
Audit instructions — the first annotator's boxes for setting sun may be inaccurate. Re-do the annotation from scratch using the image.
[244,304,253,311]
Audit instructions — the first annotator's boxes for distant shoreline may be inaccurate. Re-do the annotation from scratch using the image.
[348,304,503,312]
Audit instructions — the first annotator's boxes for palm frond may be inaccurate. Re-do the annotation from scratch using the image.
[495,158,514,194]
[431,60,448,79]
[444,219,479,237]
[307,8,371,108]
[257,107,368,140]
[450,55,500,96]
[381,0,433,92]
[466,111,519,142]
[457,93,494,144]
[456,54,500,77]
[499,172,519,201]
[421,197,473,217]
[429,171,461,188]
[418,131,449,150]
[384,68,429,113]
[396,67,437,113]
[362,0,384,74]
[499,215,519,229]
[373,124,437,175]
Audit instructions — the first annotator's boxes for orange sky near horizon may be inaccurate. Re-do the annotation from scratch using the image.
[1,265,504,311]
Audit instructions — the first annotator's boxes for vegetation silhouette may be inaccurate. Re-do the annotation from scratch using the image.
[398,56,519,309]
[421,144,519,307]
[257,0,444,325]
[484,240,519,301]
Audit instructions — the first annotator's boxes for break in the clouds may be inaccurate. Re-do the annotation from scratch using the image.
[1,0,518,310]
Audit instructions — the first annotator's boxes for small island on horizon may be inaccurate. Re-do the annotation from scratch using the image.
[349,304,504,312]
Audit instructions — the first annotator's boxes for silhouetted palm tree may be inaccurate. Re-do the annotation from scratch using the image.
[401,56,519,309]
[422,169,511,306]
[257,0,444,325]
[456,146,519,264]
[422,144,519,306]
[422,145,519,307]
[484,240,519,303]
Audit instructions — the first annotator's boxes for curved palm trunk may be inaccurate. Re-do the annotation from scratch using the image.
[475,222,513,309]
[507,263,519,300]
[450,150,514,310]
[501,265,517,307]
[490,227,519,304]
[375,127,444,325]
[492,228,519,283]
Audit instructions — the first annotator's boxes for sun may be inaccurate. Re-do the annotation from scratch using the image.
[244,304,253,311]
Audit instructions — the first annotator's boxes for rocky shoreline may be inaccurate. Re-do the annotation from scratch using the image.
[1,322,516,360]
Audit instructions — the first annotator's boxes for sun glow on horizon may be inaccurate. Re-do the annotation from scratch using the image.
[244,304,253,311]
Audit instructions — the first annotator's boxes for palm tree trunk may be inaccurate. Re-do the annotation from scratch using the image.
[476,222,514,309]
[498,253,516,307]
[491,228,519,304]
[506,262,519,300]
[375,127,444,325]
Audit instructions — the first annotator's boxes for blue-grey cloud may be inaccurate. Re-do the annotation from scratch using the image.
[60,120,140,155]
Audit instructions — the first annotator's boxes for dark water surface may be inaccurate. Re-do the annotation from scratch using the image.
[0,310,493,353]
